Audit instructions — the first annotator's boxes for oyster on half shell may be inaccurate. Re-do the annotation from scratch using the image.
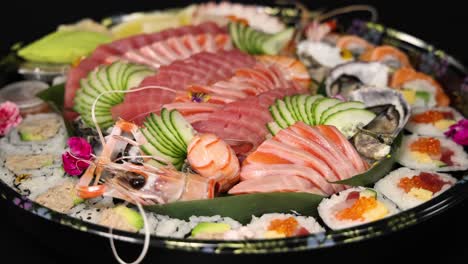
[348,87,410,161]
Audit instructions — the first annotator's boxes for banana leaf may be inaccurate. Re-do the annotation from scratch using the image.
[332,132,403,186]
[145,192,324,224]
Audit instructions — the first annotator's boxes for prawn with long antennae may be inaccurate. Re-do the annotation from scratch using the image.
[75,86,241,204]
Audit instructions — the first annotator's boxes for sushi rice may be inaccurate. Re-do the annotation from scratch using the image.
[397,135,468,171]
[375,167,456,210]
[405,107,463,137]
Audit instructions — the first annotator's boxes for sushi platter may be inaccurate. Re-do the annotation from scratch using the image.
[0,1,467,261]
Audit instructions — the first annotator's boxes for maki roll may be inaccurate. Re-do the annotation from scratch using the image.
[318,187,399,230]
[0,113,67,156]
[390,67,450,107]
[397,135,468,171]
[375,167,456,210]
[405,107,463,137]
[223,213,324,240]
[360,45,411,70]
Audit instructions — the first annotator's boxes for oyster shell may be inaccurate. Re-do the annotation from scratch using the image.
[348,87,410,161]
[325,62,390,97]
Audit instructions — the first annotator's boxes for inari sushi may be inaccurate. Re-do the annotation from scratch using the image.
[397,135,468,171]
[405,107,463,136]
[375,167,456,210]
[318,187,399,230]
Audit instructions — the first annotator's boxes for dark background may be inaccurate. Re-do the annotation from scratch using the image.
[1,1,467,263]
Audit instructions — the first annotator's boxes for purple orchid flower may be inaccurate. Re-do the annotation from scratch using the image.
[62,137,93,176]
[444,119,468,146]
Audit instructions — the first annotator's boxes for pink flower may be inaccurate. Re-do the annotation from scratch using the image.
[444,119,468,146]
[62,137,93,176]
[0,101,22,136]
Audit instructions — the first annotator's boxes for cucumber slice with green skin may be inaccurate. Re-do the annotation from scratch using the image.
[169,110,195,146]
[106,62,126,102]
[323,108,376,138]
[161,108,186,149]
[360,188,377,198]
[291,95,300,121]
[267,121,282,135]
[269,104,288,129]
[80,78,115,106]
[145,115,183,157]
[228,22,241,51]
[150,113,185,155]
[320,101,365,124]
[314,98,341,125]
[140,129,180,165]
[97,65,120,103]
[283,96,299,122]
[260,28,294,55]
[127,70,153,89]
[295,95,310,125]
[308,97,325,125]
[75,87,114,109]
[117,62,131,91]
[275,99,295,126]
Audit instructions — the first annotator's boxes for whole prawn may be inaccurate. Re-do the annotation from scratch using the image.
[75,119,240,205]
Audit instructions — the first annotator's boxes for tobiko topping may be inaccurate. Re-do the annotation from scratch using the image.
[62,137,93,176]
[336,196,378,221]
[411,110,454,124]
[444,119,468,145]
[267,217,300,236]
[398,172,450,193]
[0,101,22,136]
[410,137,441,155]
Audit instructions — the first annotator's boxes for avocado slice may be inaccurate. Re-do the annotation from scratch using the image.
[114,206,144,230]
[191,222,231,237]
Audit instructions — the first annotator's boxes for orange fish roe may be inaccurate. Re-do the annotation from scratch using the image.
[411,111,446,123]
[267,217,299,236]
[336,197,378,221]
[409,137,441,155]
[398,172,449,193]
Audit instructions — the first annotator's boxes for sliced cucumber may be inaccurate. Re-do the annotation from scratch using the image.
[169,110,195,146]
[305,95,323,125]
[275,99,295,126]
[283,96,299,122]
[161,108,186,149]
[320,101,365,124]
[267,121,282,136]
[149,114,184,155]
[144,117,181,158]
[313,98,341,126]
[261,28,294,55]
[269,104,288,129]
[360,188,378,198]
[295,95,310,125]
[74,61,153,129]
[323,108,376,138]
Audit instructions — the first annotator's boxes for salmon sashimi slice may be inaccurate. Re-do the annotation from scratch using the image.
[315,125,368,173]
[240,163,335,194]
[289,122,358,176]
[228,175,326,196]
[255,55,311,88]
[390,67,450,106]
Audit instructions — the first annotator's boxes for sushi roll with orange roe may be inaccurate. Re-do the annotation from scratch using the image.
[405,107,463,136]
[390,67,450,107]
[396,135,468,171]
[375,167,456,210]
[360,45,412,70]
[318,187,399,230]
